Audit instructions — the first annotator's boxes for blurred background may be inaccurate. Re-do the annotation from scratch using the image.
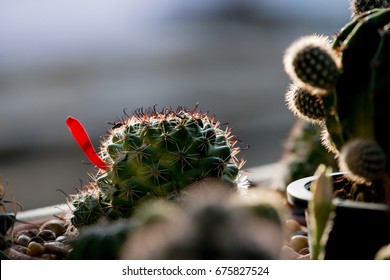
[0,0,350,210]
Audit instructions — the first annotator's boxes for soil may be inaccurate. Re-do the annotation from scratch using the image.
[332,174,389,204]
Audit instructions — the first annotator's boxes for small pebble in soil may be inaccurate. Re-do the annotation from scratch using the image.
[29,236,44,244]
[285,219,302,238]
[281,216,310,259]
[13,245,28,254]
[291,230,307,237]
[289,235,309,253]
[44,241,69,256]
[298,247,310,255]
[41,220,67,237]
[38,230,56,241]
[18,229,39,238]
[16,235,30,247]
[27,241,46,257]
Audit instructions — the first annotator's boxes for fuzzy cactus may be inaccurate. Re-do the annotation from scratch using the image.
[284,1,390,200]
[66,106,245,228]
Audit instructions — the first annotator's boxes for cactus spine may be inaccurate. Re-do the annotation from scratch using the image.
[67,106,244,228]
[284,1,390,198]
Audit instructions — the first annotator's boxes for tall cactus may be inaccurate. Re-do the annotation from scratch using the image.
[283,1,390,200]
[66,106,245,228]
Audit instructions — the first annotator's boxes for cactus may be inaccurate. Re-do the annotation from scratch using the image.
[124,186,286,260]
[66,106,245,228]
[283,1,390,201]
[66,218,136,260]
[280,119,338,187]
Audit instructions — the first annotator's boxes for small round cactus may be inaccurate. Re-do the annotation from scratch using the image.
[66,106,245,228]
[285,83,326,123]
[283,35,341,90]
[339,138,387,183]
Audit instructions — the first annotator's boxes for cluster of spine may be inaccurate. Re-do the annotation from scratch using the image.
[283,1,390,187]
[68,106,244,228]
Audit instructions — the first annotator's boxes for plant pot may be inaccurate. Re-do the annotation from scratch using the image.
[286,172,390,260]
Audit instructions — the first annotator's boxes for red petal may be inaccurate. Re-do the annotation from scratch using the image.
[66,116,108,170]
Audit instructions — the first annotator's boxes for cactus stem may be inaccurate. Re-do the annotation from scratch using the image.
[321,90,345,150]
[66,116,108,171]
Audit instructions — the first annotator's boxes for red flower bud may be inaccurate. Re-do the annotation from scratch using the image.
[66,116,108,171]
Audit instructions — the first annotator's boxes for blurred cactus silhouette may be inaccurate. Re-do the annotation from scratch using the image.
[281,119,338,187]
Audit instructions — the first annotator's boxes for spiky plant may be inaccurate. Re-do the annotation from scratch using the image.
[66,106,245,228]
[283,1,390,202]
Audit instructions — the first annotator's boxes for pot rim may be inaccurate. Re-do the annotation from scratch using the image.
[286,172,389,211]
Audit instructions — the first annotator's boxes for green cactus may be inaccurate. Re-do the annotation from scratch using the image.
[66,106,245,228]
[66,218,136,260]
[280,119,338,187]
[283,1,390,200]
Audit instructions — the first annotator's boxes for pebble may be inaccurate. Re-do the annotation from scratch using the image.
[27,241,46,256]
[298,247,310,255]
[55,235,67,243]
[13,245,28,254]
[281,217,311,259]
[280,245,310,260]
[45,241,68,256]
[17,229,39,238]
[291,230,308,237]
[40,220,67,237]
[16,235,30,247]
[285,219,302,238]
[289,235,309,252]
[38,230,56,241]
[29,236,44,244]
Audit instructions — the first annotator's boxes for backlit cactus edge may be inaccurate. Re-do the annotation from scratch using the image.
[283,1,390,198]
[66,106,245,229]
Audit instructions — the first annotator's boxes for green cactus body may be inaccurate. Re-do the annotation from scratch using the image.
[284,3,390,189]
[68,107,244,228]
[332,9,390,145]
[330,8,390,180]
